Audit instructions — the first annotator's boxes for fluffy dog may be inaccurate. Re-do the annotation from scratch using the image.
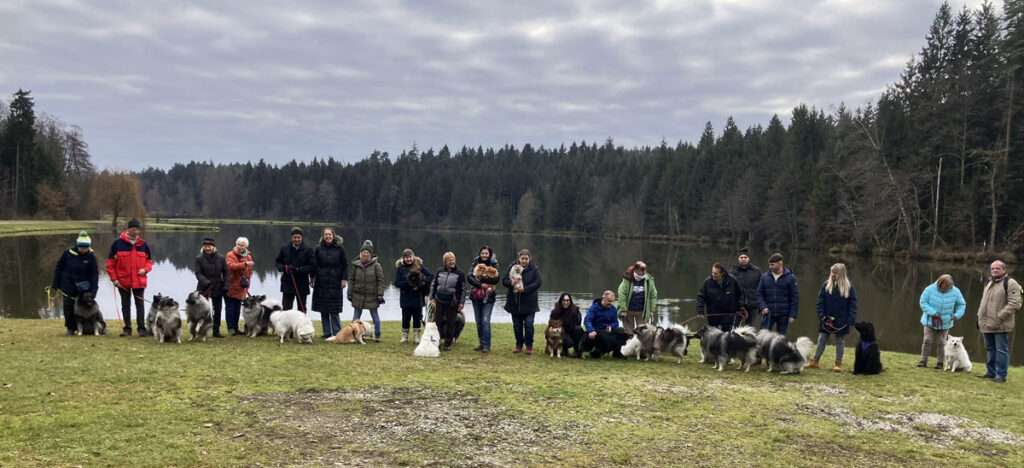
[655,324,693,363]
[944,336,973,373]
[761,335,815,374]
[545,319,564,358]
[697,325,758,371]
[754,329,782,367]
[327,320,369,344]
[270,309,315,344]
[185,291,213,342]
[414,322,441,357]
[620,334,642,359]
[852,321,883,375]
[473,264,499,283]
[73,291,105,336]
[150,295,182,344]
[621,323,659,361]
[508,264,524,290]
[241,295,280,337]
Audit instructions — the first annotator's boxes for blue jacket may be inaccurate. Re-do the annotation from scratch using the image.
[584,299,619,332]
[815,284,857,336]
[918,283,966,330]
[757,268,799,318]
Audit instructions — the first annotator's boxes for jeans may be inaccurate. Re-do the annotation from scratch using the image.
[512,313,536,348]
[353,308,381,338]
[919,326,948,365]
[321,311,341,338]
[814,332,846,362]
[118,287,146,331]
[983,332,1010,379]
[401,306,423,330]
[762,315,790,335]
[225,297,242,331]
[472,300,494,349]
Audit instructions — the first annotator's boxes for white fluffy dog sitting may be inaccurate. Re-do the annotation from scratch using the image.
[270,309,315,344]
[944,336,973,372]
[414,322,441,358]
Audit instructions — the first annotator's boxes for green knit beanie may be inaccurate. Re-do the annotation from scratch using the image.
[75,231,92,248]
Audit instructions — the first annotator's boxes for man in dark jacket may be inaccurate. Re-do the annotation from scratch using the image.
[275,227,315,312]
[757,252,799,335]
[697,263,744,331]
[52,231,101,335]
[729,248,761,326]
[193,237,227,337]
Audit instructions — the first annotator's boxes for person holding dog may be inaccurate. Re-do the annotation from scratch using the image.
[275,227,315,313]
[811,263,857,372]
[757,253,799,335]
[581,290,624,358]
[916,274,966,369]
[349,241,385,341]
[696,262,744,332]
[431,251,466,351]
[105,217,153,337]
[550,293,583,357]
[225,237,255,336]
[312,227,347,339]
[503,249,543,354]
[395,248,433,344]
[52,231,101,336]
[467,246,499,353]
[193,237,228,338]
[616,260,658,335]
[976,260,1022,383]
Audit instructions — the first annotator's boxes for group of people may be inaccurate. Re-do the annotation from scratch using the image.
[51,221,1021,381]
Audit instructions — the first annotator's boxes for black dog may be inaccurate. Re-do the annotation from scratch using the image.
[579,329,629,359]
[853,321,883,375]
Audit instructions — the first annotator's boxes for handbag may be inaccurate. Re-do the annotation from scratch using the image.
[930,315,943,329]
[470,286,488,302]
[239,276,250,289]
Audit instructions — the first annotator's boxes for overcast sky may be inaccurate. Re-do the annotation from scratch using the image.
[0,0,999,169]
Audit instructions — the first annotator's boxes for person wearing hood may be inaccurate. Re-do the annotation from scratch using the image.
[52,231,101,335]
[503,249,543,354]
[349,240,385,341]
[616,260,658,335]
[105,218,153,337]
[466,246,499,353]
[581,290,623,358]
[275,227,315,312]
[193,237,227,337]
[394,248,433,344]
[312,228,348,339]
[431,251,466,351]
[757,252,800,335]
[696,263,744,332]
[729,248,761,326]
[550,293,583,358]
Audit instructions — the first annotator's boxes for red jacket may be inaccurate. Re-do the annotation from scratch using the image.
[105,231,153,289]
[226,249,254,300]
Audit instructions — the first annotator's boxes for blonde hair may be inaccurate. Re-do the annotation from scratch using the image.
[936,274,954,292]
[825,263,851,299]
[442,251,457,266]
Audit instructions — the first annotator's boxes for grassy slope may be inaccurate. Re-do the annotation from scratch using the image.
[0,220,217,238]
[0,319,1021,467]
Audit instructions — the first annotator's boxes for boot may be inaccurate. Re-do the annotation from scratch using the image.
[832,360,843,373]
[807,359,819,369]
[413,328,421,344]
[400,329,409,343]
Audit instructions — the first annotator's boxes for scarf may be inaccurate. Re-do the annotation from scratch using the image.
[633,272,646,282]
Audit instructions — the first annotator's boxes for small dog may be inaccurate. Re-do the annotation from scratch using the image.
[473,264,499,283]
[545,319,564,358]
[270,309,315,344]
[73,291,105,336]
[508,264,524,290]
[185,291,213,342]
[944,336,973,372]
[327,320,369,344]
[761,335,815,374]
[697,325,758,371]
[150,295,182,344]
[621,323,659,361]
[655,324,693,363]
[241,295,281,337]
[852,321,883,375]
[414,322,441,357]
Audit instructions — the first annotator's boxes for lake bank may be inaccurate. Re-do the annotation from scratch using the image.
[0,220,217,238]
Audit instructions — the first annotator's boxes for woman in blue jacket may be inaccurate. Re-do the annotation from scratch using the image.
[51,231,101,335]
[917,274,967,369]
[811,263,857,372]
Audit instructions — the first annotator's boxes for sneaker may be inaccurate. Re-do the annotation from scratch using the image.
[481,347,490,353]
[374,336,381,343]
[120,328,132,337]
[934,363,944,370]
[993,377,1007,383]
[807,359,819,369]
[513,347,522,354]
[916,361,927,368]
[525,347,533,355]
[137,329,150,337]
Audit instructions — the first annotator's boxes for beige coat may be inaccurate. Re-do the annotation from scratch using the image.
[977,277,1022,333]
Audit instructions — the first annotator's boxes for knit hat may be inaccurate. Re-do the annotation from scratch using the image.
[127,218,142,229]
[75,231,92,248]
[290,226,304,236]
[360,239,375,254]
[738,247,750,255]
[202,237,216,246]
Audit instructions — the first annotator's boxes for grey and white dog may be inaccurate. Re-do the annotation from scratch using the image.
[241,295,281,337]
[696,325,759,371]
[149,295,182,344]
[185,291,213,342]
[655,324,693,363]
[73,291,105,336]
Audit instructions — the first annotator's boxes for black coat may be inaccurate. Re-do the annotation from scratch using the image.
[194,252,228,297]
[276,243,315,295]
[550,304,582,335]
[466,256,500,304]
[696,274,744,328]
[395,258,433,309]
[312,239,347,314]
[502,263,542,316]
[729,263,762,309]
[52,248,99,297]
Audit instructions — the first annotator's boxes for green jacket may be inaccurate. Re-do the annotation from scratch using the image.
[617,274,658,322]
[348,257,385,310]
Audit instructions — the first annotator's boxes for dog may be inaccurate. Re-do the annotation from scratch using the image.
[620,334,643,359]
[852,321,883,375]
[580,329,629,359]
[754,329,782,368]
[760,334,815,374]
[545,319,564,358]
[270,309,315,344]
[944,336,973,373]
[185,291,213,342]
[414,322,441,357]
[473,264,499,283]
[621,323,659,361]
[73,291,105,336]
[697,325,758,371]
[150,295,182,344]
[655,324,693,363]
[241,295,281,337]
[327,320,369,344]
[509,264,524,290]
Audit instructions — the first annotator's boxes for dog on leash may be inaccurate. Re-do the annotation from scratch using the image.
[150,295,182,344]
[944,336,973,373]
[241,295,281,337]
[545,319,564,358]
[270,309,315,344]
[185,291,213,342]
[852,321,883,375]
[697,325,758,371]
[655,324,693,363]
[326,320,369,344]
[759,333,815,374]
[621,323,659,361]
[414,322,441,357]
[73,291,105,336]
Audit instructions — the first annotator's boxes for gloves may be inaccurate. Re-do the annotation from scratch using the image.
[377,296,386,305]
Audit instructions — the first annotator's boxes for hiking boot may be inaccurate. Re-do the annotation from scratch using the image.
[137,329,150,337]
[993,377,1007,383]
[413,328,421,344]
[916,361,927,368]
[807,359,819,369]
[473,345,483,352]
[832,360,842,373]
[934,362,944,370]
[400,329,409,343]
[525,347,534,355]
[513,346,522,354]
[120,328,132,337]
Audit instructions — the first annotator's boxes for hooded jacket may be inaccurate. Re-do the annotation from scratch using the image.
[584,299,619,333]
[918,283,966,331]
[312,237,347,314]
[105,231,153,289]
[816,283,857,336]
[502,263,542,316]
[53,247,99,296]
[348,256,385,310]
[696,274,744,328]
[395,256,434,309]
[616,265,658,321]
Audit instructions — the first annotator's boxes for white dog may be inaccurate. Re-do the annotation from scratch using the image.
[620,334,642,360]
[270,309,315,344]
[414,322,441,358]
[944,336,973,372]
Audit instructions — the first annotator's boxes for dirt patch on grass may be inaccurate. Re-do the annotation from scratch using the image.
[239,386,587,467]
[785,382,848,396]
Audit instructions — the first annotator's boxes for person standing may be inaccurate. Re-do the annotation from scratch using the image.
[730,248,762,326]
[52,231,101,335]
[917,274,967,369]
[616,260,658,335]
[810,263,857,372]
[431,251,465,351]
[976,260,1022,383]
[105,218,153,337]
[225,237,255,336]
[550,293,584,358]
[312,228,347,339]
[696,263,744,332]
[193,237,228,338]
[503,249,542,354]
[349,241,385,341]
[757,253,799,335]
[466,246,499,353]
[394,248,433,344]
[275,227,315,312]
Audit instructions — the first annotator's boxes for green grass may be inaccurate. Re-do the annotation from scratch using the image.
[0,220,217,238]
[0,319,1021,467]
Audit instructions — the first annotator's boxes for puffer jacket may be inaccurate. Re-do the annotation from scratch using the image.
[52,247,99,296]
[918,283,966,331]
[194,252,227,296]
[105,231,153,289]
[757,268,799,319]
[312,238,347,314]
[696,274,744,329]
[348,257,385,310]
[977,277,1023,333]
[584,299,619,333]
[431,266,465,307]
[816,284,857,336]
[550,303,582,335]
[395,257,433,309]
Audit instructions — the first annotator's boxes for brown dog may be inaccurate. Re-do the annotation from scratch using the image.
[326,320,368,344]
[545,319,564,358]
[473,264,499,283]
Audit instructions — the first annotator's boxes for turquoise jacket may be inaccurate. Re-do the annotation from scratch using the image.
[918,283,966,330]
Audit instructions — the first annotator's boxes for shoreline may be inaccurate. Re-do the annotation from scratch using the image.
[0,220,218,238]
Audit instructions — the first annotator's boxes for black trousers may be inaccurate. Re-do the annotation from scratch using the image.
[119,288,146,331]
[282,293,308,312]
[62,296,77,331]
[202,293,224,332]
[563,327,584,355]
[401,306,423,330]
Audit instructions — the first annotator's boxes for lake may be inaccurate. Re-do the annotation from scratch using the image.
[2,223,1020,364]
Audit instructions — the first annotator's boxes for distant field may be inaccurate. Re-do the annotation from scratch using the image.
[0,220,217,238]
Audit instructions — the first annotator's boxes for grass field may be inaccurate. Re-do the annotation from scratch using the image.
[0,319,1021,467]
[0,220,217,238]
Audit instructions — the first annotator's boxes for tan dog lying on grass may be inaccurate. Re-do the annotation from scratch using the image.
[326,320,369,344]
